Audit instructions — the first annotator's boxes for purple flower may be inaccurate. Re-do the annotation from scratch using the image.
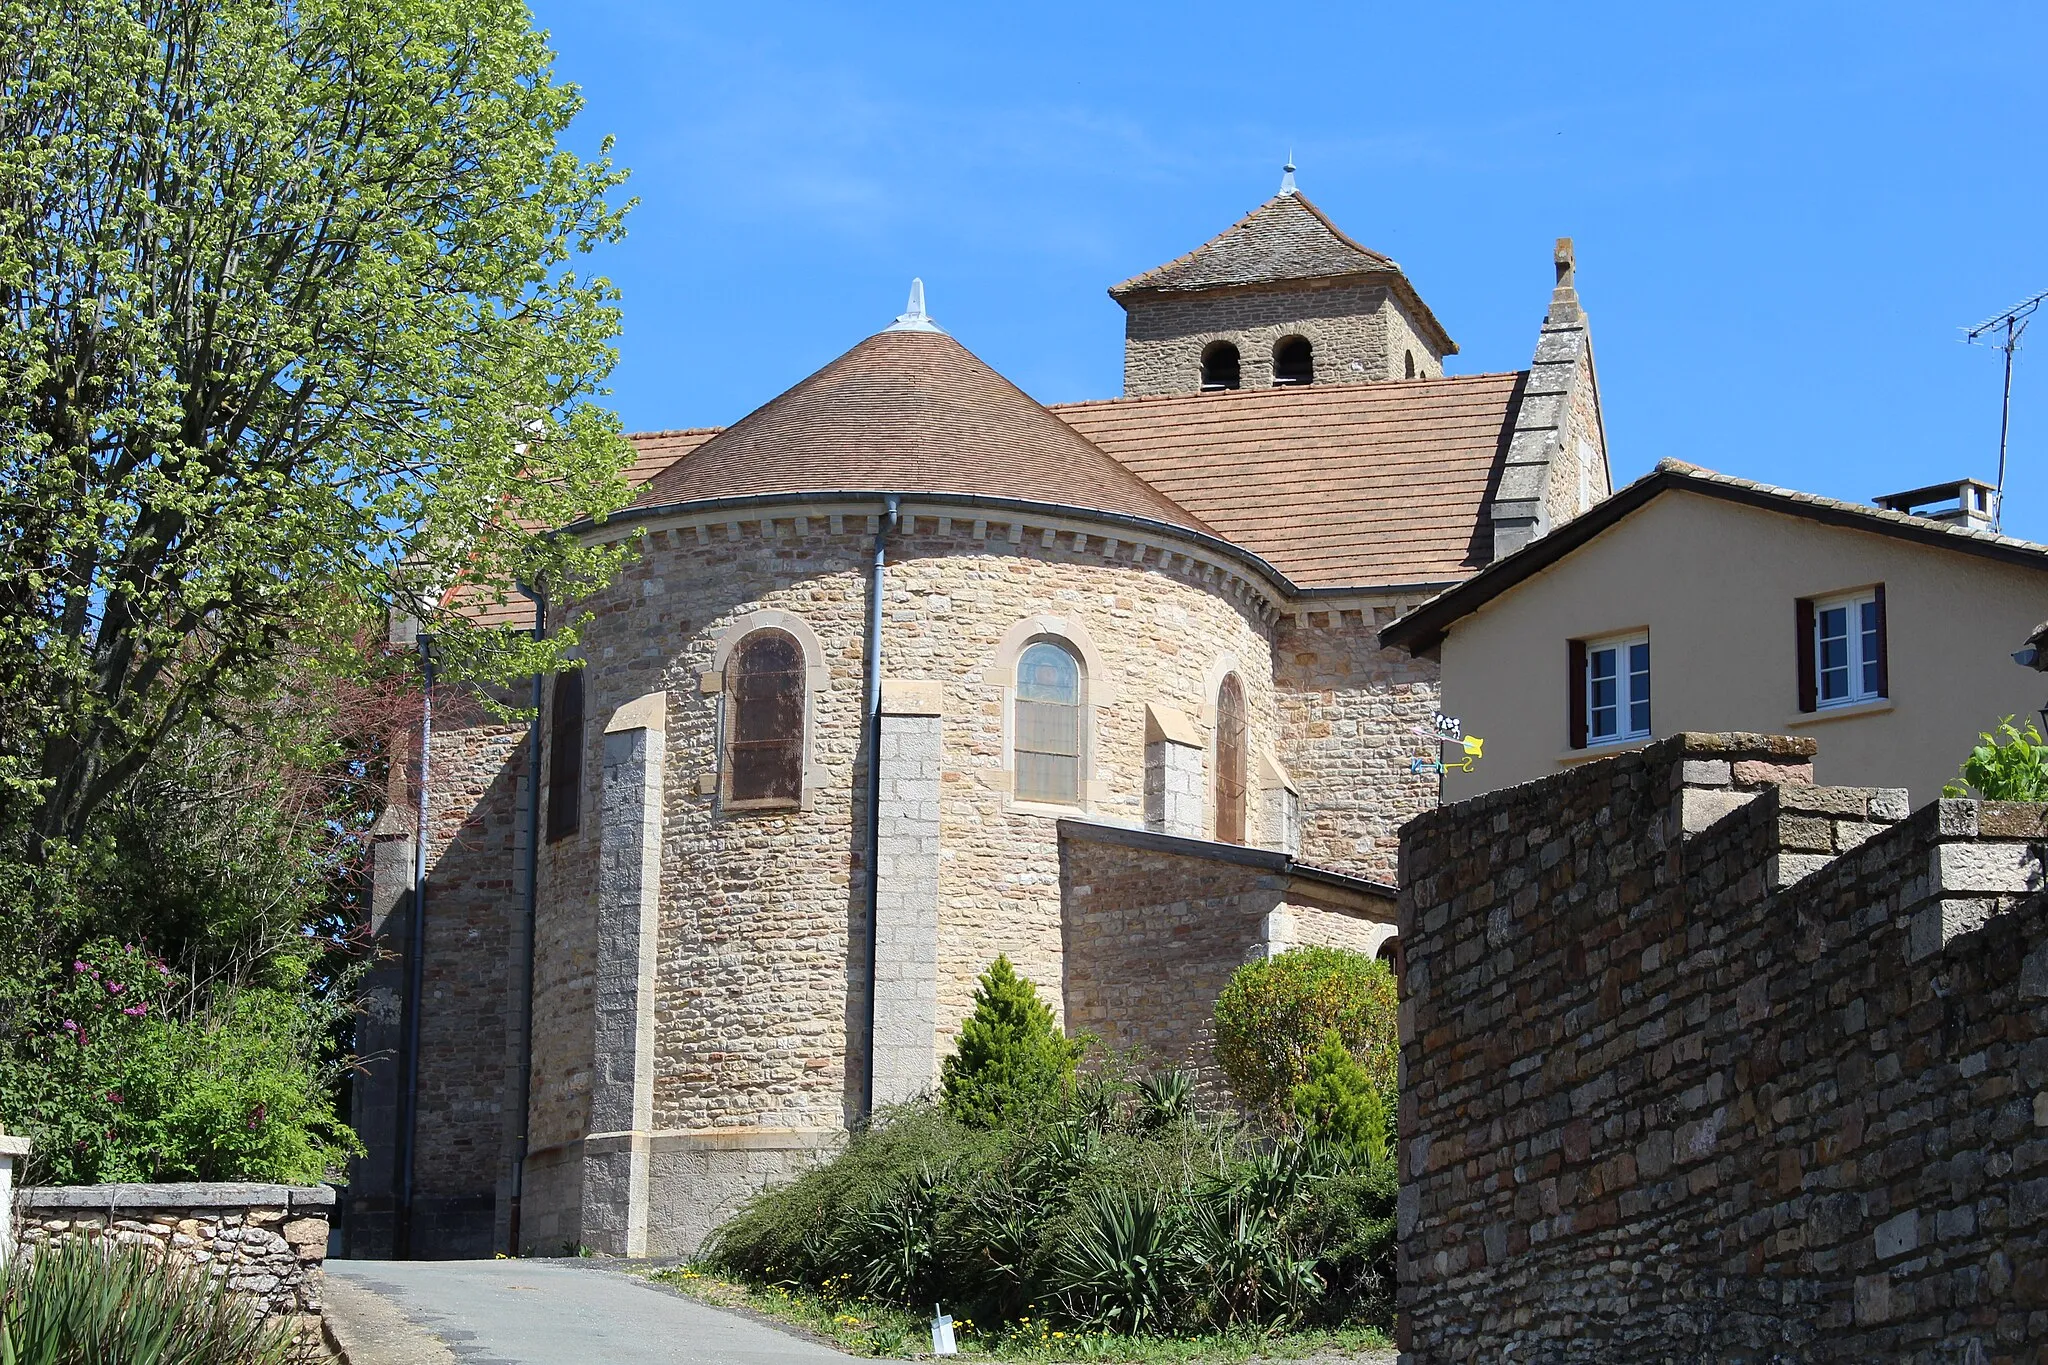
[72,961,88,973]
[106,1090,121,1105]
[123,1004,147,1017]
[61,1019,77,1033]
[105,981,125,995]
[245,1102,267,1130]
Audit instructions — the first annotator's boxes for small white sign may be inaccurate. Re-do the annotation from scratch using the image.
[930,1308,957,1356]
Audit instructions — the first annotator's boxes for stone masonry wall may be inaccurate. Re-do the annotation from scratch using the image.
[410,699,527,1258]
[17,1183,331,1348]
[543,507,1285,1143]
[1059,822,1395,1105]
[1276,605,1443,880]
[1121,280,1440,396]
[1396,732,2048,1363]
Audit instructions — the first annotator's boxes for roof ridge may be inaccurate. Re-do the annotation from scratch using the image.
[628,426,725,440]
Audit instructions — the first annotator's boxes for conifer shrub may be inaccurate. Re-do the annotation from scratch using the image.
[939,956,1082,1128]
[1288,1032,1389,1166]
[1212,947,1396,1120]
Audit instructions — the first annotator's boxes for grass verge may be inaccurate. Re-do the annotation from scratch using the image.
[645,1266,1395,1362]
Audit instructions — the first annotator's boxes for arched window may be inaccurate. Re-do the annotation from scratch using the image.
[546,670,584,842]
[1015,641,1083,805]
[727,631,805,806]
[1404,350,1416,379]
[1200,341,1241,392]
[1273,336,1313,387]
[1377,936,1403,981]
[1213,673,1248,844]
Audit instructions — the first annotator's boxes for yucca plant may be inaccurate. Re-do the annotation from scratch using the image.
[1053,1189,1187,1334]
[0,1237,297,1365]
[1134,1072,1195,1132]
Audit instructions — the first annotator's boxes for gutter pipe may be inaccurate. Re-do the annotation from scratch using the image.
[397,634,434,1259]
[507,584,545,1257]
[860,496,900,1122]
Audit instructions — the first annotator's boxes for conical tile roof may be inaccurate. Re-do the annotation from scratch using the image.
[631,327,1207,532]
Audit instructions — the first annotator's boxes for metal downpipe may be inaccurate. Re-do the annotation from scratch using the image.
[397,635,434,1259]
[508,585,545,1257]
[860,496,900,1122]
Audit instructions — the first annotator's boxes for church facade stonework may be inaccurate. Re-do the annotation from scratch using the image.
[341,175,1614,1258]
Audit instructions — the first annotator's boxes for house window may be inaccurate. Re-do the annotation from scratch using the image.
[1570,632,1650,747]
[1015,641,1083,804]
[1200,341,1241,392]
[1214,673,1248,844]
[1797,587,1887,712]
[546,670,583,842]
[727,630,806,806]
[1273,336,1313,387]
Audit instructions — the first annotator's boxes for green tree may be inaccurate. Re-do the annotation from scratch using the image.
[1947,716,2048,801]
[0,0,635,848]
[1287,1031,1388,1166]
[1213,947,1397,1119]
[939,956,1080,1128]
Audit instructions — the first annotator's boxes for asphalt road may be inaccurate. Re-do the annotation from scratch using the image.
[325,1259,857,1365]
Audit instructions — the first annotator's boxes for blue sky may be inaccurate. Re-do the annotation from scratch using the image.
[530,2,2048,538]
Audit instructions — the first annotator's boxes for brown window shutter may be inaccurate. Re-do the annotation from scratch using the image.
[1873,583,1889,698]
[1795,598,1816,714]
[1567,638,1587,749]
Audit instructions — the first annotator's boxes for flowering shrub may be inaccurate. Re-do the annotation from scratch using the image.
[0,938,359,1185]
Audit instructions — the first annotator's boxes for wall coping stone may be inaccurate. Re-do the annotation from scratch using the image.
[18,1182,335,1210]
[1057,818,1396,902]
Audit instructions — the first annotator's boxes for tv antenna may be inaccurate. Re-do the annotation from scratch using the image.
[1965,287,2048,532]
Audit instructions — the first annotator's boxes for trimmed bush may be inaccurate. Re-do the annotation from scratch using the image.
[1212,947,1396,1119]
[939,956,1081,1128]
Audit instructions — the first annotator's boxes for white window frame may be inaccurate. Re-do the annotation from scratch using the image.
[1813,591,1883,708]
[1585,631,1651,744]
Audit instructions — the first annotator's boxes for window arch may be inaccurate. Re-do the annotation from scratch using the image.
[726,630,806,806]
[546,670,584,842]
[1273,336,1313,387]
[1404,350,1416,379]
[1200,341,1241,392]
[1213,673,1248,844]
[1014,640,1084,805]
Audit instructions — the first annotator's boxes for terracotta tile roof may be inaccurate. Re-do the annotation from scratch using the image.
[1052,374,1526,589]
[631,328,1207,532]
[1111,192,1400,298]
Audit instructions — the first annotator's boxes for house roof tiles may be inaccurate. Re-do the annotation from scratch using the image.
[1110,191,1401,298]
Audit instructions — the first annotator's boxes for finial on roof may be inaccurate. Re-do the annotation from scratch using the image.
[1279,153,1297,197]
[885,277,945,333]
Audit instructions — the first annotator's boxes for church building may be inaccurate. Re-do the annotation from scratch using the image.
[341,169,1613,1259]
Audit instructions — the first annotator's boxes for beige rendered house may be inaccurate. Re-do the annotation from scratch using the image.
[1381,460,2048,804]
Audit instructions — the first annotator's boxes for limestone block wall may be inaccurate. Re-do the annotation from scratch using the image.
[1275,604,1442,880]
[1121,280,1437,396]
[16,1183,331,1347]
[1396,732,2048,1363]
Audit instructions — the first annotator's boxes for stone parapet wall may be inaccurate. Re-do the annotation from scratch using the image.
[1395,732,2048,1363]
[15,1183,331,1345]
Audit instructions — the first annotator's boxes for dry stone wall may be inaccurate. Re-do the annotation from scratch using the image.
[16,1183,331,1347]
[1396,732,2048,1363]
